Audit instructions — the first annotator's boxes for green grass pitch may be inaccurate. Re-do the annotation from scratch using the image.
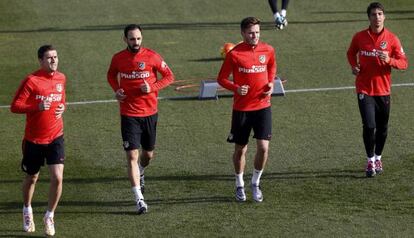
[1,0,413,237]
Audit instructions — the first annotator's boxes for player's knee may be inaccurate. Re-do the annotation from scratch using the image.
[50,174,63,185]
[26,174,39,184]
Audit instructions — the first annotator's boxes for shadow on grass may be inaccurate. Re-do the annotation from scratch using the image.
[0,235,44,238]
[1,17,414,33]
[0,168,364,185]
[312,10,414,14]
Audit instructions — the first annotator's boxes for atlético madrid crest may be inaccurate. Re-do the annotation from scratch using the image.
[138,62,145,70]
[56,83,63,92]
[259,55,266,63]
[380,41,387,50]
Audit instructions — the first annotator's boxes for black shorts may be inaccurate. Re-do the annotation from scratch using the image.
[121,113,158,151]
[227,107,272,145]
[357,94,390,128]
[21,135,65,175]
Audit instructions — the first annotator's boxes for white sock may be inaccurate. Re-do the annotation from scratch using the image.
[235,173,244,188]
[132,186,144,201]
[274,12,281,20]
[281,9,287,17]
[251,169,263,186]
[138,162,145,176]
[375,154,382,161]
[45,210,54,218]
[367,156,375,163]
[23,205,32,214]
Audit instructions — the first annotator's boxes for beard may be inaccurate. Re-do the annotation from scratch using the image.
[128,44,140,53]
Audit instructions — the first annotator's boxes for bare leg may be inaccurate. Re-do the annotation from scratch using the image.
[23,173,39,207]
[254,139,269,170]
[233,144,248,174]
[47,164,64,212]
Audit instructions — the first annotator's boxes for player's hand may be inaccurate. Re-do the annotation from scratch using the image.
[115,88,126,102]
[39,98,51,111]
[263,82,274,95]
[55,103,65,119]
[140,79,151,93]
[352,66,360,76]
[237,85,250,96]
[378,50,390,64]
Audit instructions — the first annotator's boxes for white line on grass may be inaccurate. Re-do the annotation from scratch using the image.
[1,83,413,109]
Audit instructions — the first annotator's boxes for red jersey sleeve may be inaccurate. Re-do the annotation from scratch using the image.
[151,57,175,92]
[268,48,276,83]
[107,56,120,92]
[388,37,408,70]
[347,34,359,68]
[217,53,239,92]
[10,77,39,113]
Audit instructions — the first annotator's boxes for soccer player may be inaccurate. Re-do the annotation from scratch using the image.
[217,17,276,202]
[347,2,408,177]
[10,45,66,236]
[268,0,290,29]
[107,24,175,214]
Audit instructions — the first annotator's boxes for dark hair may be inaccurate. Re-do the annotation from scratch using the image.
[367,2,385,17]
[240,17,261,31]
[124,24,142,38]
[37,45,56,59]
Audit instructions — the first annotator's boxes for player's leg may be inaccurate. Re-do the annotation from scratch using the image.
[251,107,272,202]
[44,136,65,236]
[21,139,43,233]
[228,110,250,202]
[121,116,147,214]
[22,173,39,233]
[233,143,248,202]
[268,0,278,14]
[357,94,376,177]
[280,0,289,27]
[138,113,158,193]
[373,96,391,174]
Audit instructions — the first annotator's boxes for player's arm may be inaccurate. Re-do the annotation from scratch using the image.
[347,35,360,75]
[150,59,175,92]
[387,37,408,70]
[10,78,39,113]
[55,80,66,119]
[217,54,239,92]
[264,49,276,95]
[107,57,126,101]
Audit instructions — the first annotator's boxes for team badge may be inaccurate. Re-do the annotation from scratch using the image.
[358,94,364,100]
[380,41,387,50]
[138,62,145,70]
[259,55,266,64]
[56,83,63,92]
[123,141,130,149]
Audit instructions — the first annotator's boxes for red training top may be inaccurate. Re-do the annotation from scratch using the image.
[10,69,66,144]
[347,27,408,96]
[217,41,276,111]
[107,47,174,117]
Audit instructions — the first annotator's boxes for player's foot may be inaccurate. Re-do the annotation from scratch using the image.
[251,184,263,202]
[23,212,35,232]
[275,16,287,30]
[375,160,383,174]
[366,161,376,178]
[235,186,246,202]
[43,216,55,236]
[136,199,148,215]
[140,175,145,194]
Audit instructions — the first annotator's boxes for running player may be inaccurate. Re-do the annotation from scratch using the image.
[347,2,408,177]
[107,24,175,214]
[268,0,290,29]
[11,45,66,236]
[217,17,276,202]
